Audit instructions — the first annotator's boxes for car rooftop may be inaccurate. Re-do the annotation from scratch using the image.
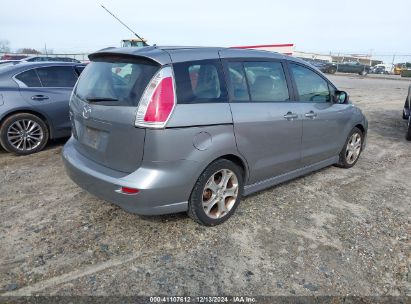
[93,45,288,54]
[0,61,85,75]
[12,61,83,66]
[90,45,296,65]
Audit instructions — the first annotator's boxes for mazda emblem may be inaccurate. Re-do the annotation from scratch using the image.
[82,105,91,119]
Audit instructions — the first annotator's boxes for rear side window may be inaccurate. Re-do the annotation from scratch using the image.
[227,62,250,101]
[75,58,159,106]
[36,66,78,87]
[173,59,228,104]
[15,69,41,87]
[289,63,330,103]
[244,62,289,102]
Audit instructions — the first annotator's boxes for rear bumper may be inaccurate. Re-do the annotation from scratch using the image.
[62,137,198,215]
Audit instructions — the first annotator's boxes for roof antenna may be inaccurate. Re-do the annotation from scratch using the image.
[100,4,149,46]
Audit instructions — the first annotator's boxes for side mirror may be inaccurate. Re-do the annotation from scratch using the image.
[334,90,349,104]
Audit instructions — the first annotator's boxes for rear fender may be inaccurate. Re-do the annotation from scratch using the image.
[144,124,250,184]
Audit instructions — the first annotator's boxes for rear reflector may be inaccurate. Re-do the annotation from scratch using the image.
[135,66,176,128]
[117,187,140,195]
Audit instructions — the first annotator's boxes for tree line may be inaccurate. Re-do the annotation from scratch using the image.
[0,39,52,54]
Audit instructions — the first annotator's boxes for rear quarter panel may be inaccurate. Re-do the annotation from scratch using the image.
[144,103,248,186]
[143,124,247,194]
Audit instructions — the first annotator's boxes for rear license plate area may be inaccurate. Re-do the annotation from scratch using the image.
[81,127,108,150]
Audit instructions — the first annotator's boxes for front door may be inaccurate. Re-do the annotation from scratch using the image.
[288,63,350,166]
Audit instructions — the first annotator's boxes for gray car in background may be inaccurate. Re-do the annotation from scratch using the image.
[0,62,85,155]
[63,46,368,226]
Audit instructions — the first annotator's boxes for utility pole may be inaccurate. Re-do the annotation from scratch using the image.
[369,49,373,66]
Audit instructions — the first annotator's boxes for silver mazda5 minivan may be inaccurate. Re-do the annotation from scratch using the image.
[63,46,368,226]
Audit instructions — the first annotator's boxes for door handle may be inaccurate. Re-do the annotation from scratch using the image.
[31,95,49,101]
[305,111,317,119]
[283,112,299,120]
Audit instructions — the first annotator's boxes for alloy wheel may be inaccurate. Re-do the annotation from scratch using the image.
[345,132,362,165]
[202,169,239,219]
[7,119,44,152]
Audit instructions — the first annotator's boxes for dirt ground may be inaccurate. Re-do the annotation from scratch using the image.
[0,74,410,297]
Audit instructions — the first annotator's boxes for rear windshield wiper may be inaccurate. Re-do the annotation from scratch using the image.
[86,97,118,103]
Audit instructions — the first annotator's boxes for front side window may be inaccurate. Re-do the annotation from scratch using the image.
[243,61,289,102]
[15,69,41,87]
[289,64,331,103]
[36,66,78,87]
[173,59,227,104]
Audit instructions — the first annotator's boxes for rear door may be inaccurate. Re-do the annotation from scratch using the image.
[16,65,79,137]
[223,59,302,184]
[287,62,350,166]
[69,56,160,173]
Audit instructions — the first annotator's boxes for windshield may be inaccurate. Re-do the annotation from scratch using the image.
[75,57,159,106]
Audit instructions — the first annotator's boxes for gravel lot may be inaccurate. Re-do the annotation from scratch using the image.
[0,74,410,297]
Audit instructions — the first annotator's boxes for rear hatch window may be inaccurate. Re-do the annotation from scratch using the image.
[74,56,159,106]
[70,56,160,173]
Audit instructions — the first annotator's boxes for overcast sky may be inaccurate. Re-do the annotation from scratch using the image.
[1,0,410,60]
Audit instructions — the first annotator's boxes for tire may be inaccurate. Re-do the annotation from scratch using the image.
[359,70,368,76]
[329,67,337,74]
[188,159,244,226]
[404,99,409,119]
[406,116,411,141]
[0,113,49,155]
[337,127,364,168]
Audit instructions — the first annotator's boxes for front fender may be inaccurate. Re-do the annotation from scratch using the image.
[339,106,367,151]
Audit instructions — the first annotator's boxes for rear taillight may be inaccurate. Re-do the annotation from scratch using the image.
[135,66,176,128]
